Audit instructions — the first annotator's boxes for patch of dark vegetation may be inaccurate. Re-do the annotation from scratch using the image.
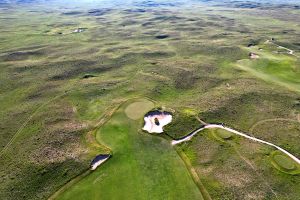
[12,65,34,73]
[276,41,300,51]
[280,29,295,34]
[201,92,294,130]
[82,74,97,79]
[1,50,44,61]
[233,2,262,9]
[49,63,105,81]
[47,22,78,28]
[197,76,224,92]
[164,110,200,139]
[49,53,139,81]
[134,0,180,7]
[174,70,196,89]
[103,46,130,53]
[150,15,184,22]
[174,42,247,61]
[3,45,47,53]
[124,8,147,13]
[2,159,88,200]
[15,0,37,4]
[120,20,139,26]
[142,51,176,58]
[87,8,112,16]
[142,22,154,27]
[155,34,169,39]
[246,38,262,47]
[215,46,248,61]
[210,32,232,39]
[26,83,58,101]
[62,11,83,15]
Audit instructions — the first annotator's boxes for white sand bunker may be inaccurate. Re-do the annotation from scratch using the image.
[143,111,172,133]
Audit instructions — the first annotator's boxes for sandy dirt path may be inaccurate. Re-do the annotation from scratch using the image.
[172,124,300,165]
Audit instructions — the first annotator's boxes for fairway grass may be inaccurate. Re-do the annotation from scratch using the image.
[56,99,203,200]
[236,51,300,93]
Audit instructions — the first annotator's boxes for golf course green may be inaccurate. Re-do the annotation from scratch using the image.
[212,129,234,141]
[270,151,300,175]
[56,99,203,200]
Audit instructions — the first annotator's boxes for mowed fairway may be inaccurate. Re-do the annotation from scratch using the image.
[236,51,300,93]
[57,99,203,200]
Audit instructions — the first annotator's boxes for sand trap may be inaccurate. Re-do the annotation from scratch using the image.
[125,99,154,120]
[91,154,111,170]
[143,111,172,133]
[249,52,259,59]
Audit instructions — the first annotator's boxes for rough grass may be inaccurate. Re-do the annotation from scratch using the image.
[164,109,201,139]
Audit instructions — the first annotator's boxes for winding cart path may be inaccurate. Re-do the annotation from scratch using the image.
[172,124,300,165]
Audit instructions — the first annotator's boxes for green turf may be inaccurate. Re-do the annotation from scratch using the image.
[236,51,300,93]
[273,155,295,170]
[124,99,154,120]
[56,99,203,200]
[270,151,300,175]
[213,129,234,140]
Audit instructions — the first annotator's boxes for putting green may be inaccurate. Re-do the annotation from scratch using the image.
[124,99,154,120]
[56,99,203,200]
[270,151,300,175]
[273,155,295,170]
[213,129,233,140]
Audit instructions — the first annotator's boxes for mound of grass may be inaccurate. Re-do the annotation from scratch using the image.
[213,129,233,140]
[270,151,300,175]
[273,155,295,170]
[164,109,200,139]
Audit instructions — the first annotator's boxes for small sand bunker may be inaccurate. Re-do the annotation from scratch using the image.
[72,28,87,33]
[143,111,172,133]
[249,52,259,59]
[90,154,111,170]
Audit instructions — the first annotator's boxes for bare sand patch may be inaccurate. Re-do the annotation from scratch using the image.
[143,110,172,133]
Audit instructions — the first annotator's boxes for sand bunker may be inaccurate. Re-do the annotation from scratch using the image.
[143,111,172,133]
[249,52,259,59]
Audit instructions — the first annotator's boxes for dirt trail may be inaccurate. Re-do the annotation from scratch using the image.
[249,118,299,133]
[266,40,299,58]
[0,93,67,158]
[233,146,279,199]
[172,124,300,165]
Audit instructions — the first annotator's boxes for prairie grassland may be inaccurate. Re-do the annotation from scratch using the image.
[0,0,300,199]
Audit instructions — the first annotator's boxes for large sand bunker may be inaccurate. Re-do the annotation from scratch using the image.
[143,110,172,133]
